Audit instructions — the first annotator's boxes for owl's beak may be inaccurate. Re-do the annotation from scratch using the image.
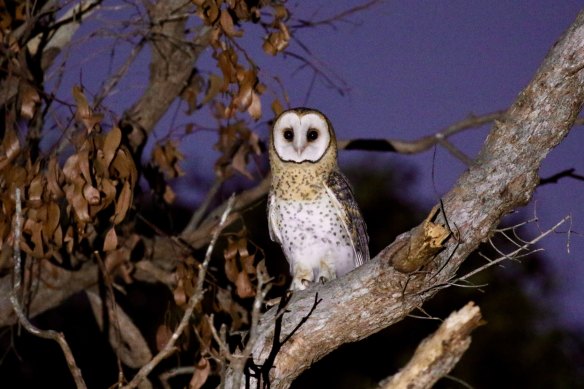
[293,139,305,156]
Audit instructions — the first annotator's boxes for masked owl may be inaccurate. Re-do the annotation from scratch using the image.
[267,108,369,290]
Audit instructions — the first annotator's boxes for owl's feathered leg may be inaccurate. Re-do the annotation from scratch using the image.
[291,262,314,291]
[318,257,336,284]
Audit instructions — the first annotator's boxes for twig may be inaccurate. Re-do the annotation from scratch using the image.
[339,110,505,156]
[539,168,584,185]
[184,177,224,232]
[159,366,195,389]
[379,302,483,389]
[94,37,147,108]
[291,0,383,30]
[122,194,236,389]
[9,188,87,389]
[457,216,570,283]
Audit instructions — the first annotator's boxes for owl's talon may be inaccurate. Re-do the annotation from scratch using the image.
[319,276,328,284]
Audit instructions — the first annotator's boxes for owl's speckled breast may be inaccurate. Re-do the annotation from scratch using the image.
[269,185,356,279]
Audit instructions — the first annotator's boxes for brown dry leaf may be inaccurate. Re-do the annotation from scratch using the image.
[14,3,27,22]
[201,74,224,105]
[43,202,61,241]
[112,180,132,224]
[78,149,93,185]
[63,154,81,182]
[163,184,176,204]
[47,156,64,199]
[152,141,185,179]
[0,127,20,170]
[273,4,289,20]
[262,22,290,56]
[231,145,253,180]
[199,0,219,24]
[83,183,100,205]
[103,127,122,169]
[28,174,44,205]
[219,9,242,37]
[173,278,187,307]
[24,219,44,258]
[0,4,12,31]
[232,69,255,112]
[103,227,118,252]
[64,226,75,253]
[224,238,240,283]
[19,82,40,120]
[271,98,284,116]
[235,271,255,298]
[111,149,137,186]
[197,316,213,353]
[156,324,173,351]
[247,91,262,120]
[216,48,238,87]
[72,86,102,132]
[100,178,117,208]
[189,358,211,389]
[241,253,256,275]
[65,183,90,222]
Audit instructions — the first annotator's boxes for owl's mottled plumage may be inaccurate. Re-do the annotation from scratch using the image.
[267,108,369,290]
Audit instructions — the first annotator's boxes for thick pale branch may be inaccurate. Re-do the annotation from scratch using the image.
[379,302,483,389]
[120,1,209,154]
[227,8,584,388]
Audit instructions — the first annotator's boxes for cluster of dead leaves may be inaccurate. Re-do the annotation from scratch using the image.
[165,229,267,387]
[0,0,27,33]
[0,86,137,272]
[147,140,185,204]
[188,0,291,122]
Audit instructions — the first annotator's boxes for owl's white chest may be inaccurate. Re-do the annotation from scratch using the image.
[270,193,355,280]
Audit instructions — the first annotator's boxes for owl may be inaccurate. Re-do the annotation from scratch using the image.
[267,107,369,291]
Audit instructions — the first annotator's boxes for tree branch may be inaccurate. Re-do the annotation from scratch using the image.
[226,8,584,388]
[379,302,483,389]
[10,188,87,389]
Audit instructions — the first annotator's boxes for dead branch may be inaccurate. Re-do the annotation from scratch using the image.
[223,9,584,388]
[455,216,570,283]
[9,188,87,389]
[379,302,483,389]
[338,110,504,156]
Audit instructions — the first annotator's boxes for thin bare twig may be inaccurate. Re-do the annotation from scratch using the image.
[9,188,87,389]
[122,194,236,389]
[290,0,383,30]
[457,216,570,283]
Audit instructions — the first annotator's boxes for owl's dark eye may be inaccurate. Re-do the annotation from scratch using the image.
[307,129,319,142]
[283,129,294,141]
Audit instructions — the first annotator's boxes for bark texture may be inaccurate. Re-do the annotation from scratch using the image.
[379,302,483,389]
[225,9,584,388]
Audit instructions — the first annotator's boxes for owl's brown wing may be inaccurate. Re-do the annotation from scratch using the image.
[267,191,282,244]
[323,171,370,267]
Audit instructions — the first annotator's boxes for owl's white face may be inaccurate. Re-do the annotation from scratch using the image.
[272,110,332,163]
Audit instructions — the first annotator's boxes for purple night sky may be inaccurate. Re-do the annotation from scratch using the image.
[58,1,584,328]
